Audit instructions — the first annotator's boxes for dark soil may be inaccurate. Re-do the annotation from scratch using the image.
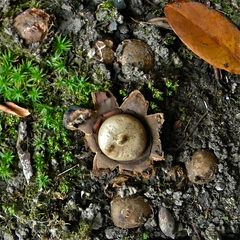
[0,0,239,239]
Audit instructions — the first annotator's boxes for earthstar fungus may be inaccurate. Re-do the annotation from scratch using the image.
[64,90,164,175]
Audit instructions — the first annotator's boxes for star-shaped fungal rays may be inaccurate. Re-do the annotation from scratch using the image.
[64,90,164,176]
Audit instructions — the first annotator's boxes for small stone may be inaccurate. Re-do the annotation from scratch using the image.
[144,217,158,230]
[118,24,129,34]
[215,182,225,191]
[173,191,183,206]
[113,0,126,10]
[235,113,240,120]
[15,227,29,240]
[3,232,14,240]
[152,0,162,4]
[108,21,118,32]
[129,0,144,16]
[167,165,187,189]
[158,207,176,239]
[92,212,103,230]
[105,227,128,239]
[105,228,115,239]
[16,122,33,184]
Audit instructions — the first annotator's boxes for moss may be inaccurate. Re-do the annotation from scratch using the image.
[0,2,111,234]
[0,32,108,189]
[210,0,240,25]
[77,221,92,240]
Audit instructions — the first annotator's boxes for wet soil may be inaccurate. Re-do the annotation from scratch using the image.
[0,0,239,239]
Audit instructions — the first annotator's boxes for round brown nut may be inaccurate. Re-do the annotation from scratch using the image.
[98,114,148,161]
[186,149,218,184]
[111,195,153,229]
[116,39,155,72]
[13,8,50,44]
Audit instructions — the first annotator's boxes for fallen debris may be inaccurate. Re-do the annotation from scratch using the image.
[0,102,30,117]
[16,121,33,184]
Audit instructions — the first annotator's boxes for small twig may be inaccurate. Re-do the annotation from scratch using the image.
[145,0,155,6]
[191,219,201,240]
[176,110,208,151]
[131,17,172,30]
[0,102,30,117]
[182,117,192,135]
[203,100,208,110]
[57,164,80,177]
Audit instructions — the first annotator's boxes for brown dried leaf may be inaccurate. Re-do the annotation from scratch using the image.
[164,1,240,74]
[0,102,30,117]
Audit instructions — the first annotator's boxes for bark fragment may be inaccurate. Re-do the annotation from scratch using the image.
[16,122,33,184]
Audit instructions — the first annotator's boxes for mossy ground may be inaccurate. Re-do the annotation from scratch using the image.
[0,1,108,238]
[0,0,240,239]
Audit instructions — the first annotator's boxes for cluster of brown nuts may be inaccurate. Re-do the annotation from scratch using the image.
[168,149,218,187]
[94,39,155,72]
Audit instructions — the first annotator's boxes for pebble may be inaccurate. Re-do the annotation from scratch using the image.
[118,24,129,34]
[218,163,224,173]
[173,191,183,206]
[92,212,103,230]
[158,207,176,239]
[144,217,158,230]
[113,0,126,10]
[15,228,29,240]
[108,21,118,32]
[3,232,14,240]
[129,0,144,15]
[105,227,128,239]
[215,182,225,191]
[235,113,240,120]
[105,228,115,239]
[13,8,50,44]
[152,0,162,4]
